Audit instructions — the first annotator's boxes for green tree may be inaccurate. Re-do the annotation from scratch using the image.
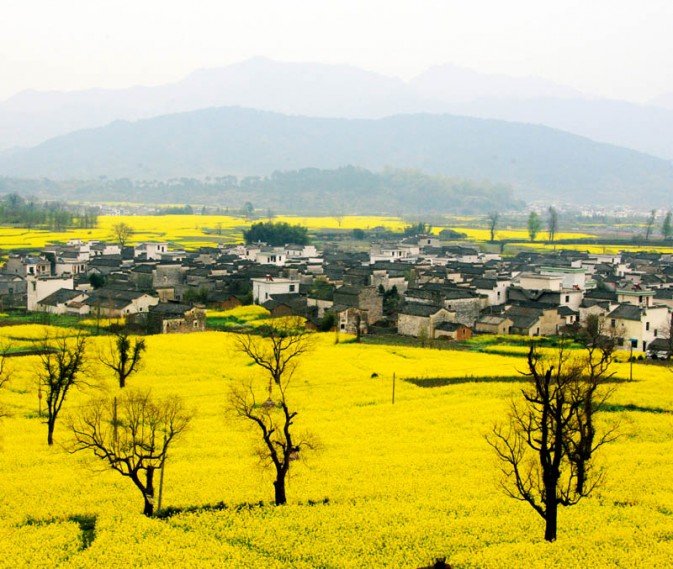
[527,211,541,241]
[243,221,309,246]
[241,201,255,219]
[99,330,146,389]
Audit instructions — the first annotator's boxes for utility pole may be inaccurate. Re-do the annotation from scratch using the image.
[113,397,118,446]
[157,434,168,515]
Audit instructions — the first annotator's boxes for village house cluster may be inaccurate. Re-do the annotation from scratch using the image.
[2,235,672,355]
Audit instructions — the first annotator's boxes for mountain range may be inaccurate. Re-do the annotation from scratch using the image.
[1,106,671,207]
[2,57,673,160]
[1,57,673,210]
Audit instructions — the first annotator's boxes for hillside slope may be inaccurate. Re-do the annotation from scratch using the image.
[0,107,671,205]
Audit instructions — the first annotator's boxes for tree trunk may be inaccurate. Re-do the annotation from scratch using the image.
[576,460,586,496]
[119,375,125,389]
[47,419,55,446]
[274,472,287,505]
[544,499,558,542]
[143,468,155,517]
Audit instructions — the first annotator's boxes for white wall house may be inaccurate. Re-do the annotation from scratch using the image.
[27,275,74,311]
[252,277,300,304]
[134,242,168,260]
[255,248,287,266]
[517,273,564,292]
[608,304,670,352]
[540,266,587,290]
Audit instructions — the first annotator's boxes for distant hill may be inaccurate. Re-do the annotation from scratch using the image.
[3,58,673,159]
[0,107,670,206]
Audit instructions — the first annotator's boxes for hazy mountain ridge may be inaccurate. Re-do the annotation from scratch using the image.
[3,57,673,160]
[1,106,670,206]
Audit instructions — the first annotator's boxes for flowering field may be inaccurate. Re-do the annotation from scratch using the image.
[458,228,596,242]
[0,214,603,253]
[0,215,413,251]
[0,326,672,567]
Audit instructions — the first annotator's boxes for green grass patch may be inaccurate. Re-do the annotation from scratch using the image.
[403,375,527,388]
[602,402,672,414]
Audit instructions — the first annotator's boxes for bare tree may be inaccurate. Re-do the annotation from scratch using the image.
[37,332,88,445]
[112,222,134,248]
[230,379,317,505]
[486,211,499,242]
[487,341,616,541]
[68,389,191,516]
[232,318,316,505]
[547,206,559,242]
[645,209,657,241]
[569,314,619,493]
[235,318,310,392]
[99,330,146,388]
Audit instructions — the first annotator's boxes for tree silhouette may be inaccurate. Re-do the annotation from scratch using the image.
[487,341,616,541]
[69,389,191,516]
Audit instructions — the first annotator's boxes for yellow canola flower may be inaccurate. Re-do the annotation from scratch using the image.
[0,331,671,567]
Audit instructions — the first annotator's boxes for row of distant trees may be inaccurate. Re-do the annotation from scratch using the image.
[490,207,673,244]
[487,207,559,243]
[0,193,99,230]
[0,167,523,215]
[643,209,673,241]
[527,207,558,242]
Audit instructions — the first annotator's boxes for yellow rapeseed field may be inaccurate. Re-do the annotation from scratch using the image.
[458,228,596,242]
[0,325,672,567]
[0,215,412,251]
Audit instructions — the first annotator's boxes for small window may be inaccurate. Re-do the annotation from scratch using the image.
[289,285,295,292]
[611,319,616,328]
[646,322,650,331]
[565,295,570,302]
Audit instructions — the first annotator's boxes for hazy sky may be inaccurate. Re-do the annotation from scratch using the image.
[2,0,671,103]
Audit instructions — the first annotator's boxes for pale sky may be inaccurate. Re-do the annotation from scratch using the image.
[1,0,672,103]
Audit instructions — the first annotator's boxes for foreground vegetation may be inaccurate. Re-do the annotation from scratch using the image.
[0,324,671,567]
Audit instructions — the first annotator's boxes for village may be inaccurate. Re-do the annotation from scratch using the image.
[1,232,671,357]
